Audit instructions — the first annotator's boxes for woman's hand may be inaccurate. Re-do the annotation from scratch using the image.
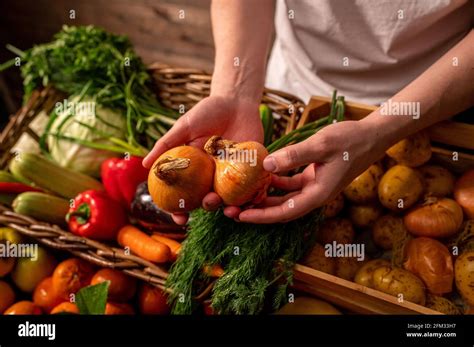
[235,120,388,223]
[143,95,263,224]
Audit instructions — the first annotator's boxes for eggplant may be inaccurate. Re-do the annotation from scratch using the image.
[131,182,186,234]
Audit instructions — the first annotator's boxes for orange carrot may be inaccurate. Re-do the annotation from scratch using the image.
[203,264,224,278]
[117,225,170,263]
[151,234,181,261]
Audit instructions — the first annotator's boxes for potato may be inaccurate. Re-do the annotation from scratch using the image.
[372,214,406,250]
[275,297,341,315]
[335,257,367,281]
[354,259,391,288]
[425,294,460,314]
[372,266,426,305]
[302,243,336,275]
[419,165,455,197]
[323,193,344,218]
[317,218,355,245]
[454,250,474,305]
[348,204,382,228]
[378,165,423,211]
[386,131,432,167]
[343,164,384,203]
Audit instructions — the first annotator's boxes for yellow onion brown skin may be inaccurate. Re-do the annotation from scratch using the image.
[403,237,454,295]
[454,169,474,219]
[403,197,463,238]
[205,136,271,206]
[147,146,214,213]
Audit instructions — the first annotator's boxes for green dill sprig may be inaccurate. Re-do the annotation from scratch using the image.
[166,208,323,315]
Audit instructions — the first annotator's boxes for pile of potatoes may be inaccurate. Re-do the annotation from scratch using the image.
[302,131,474,314]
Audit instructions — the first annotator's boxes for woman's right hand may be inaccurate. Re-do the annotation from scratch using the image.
[142,95,263,224]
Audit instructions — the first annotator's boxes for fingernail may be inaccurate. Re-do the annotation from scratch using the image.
[263,156,277,172]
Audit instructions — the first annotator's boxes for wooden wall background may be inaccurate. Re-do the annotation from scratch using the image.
[0,0,214,115]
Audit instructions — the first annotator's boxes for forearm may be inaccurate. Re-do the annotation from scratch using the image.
[210,0,275,101]
[363,30,474,149]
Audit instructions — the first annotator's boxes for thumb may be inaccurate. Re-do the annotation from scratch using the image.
[263,137,325,173]
[142,117,190,168]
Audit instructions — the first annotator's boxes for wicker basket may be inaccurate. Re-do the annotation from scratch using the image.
[0,64,306,295]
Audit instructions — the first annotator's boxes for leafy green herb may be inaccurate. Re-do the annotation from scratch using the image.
[1,25,179,153]
[166,208,323,315]
[75,281,109,315]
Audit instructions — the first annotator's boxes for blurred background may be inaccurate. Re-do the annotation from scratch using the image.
[1,0,470,129]
[0,0,214,125]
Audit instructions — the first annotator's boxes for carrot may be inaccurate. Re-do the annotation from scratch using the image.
[203,264,224,278]
[151,234,181,261]
[117,225,170,263]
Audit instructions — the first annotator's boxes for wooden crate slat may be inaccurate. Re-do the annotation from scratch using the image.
[293,264,441,315]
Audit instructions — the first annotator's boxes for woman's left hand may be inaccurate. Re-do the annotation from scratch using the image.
[232,120,388,223]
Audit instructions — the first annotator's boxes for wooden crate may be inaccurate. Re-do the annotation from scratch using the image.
[293,95,474,315]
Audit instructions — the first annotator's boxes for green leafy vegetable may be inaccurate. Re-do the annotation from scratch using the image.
[76,281,109,315]
[1,25,179,153]
[46,94,127,176]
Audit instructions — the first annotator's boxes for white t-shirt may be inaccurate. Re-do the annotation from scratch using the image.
[266,0,474,105]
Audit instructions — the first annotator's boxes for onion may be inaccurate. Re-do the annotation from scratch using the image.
[403,237,454,295]
[205,136,271,206]
[454,169,474,219]
[148,146,214,213]
[404,197,463,238]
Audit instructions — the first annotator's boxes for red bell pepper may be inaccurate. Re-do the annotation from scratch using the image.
[101,156,148,209]
[67,190,127,240]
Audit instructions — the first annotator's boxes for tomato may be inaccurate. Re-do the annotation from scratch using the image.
[52,258,95,300]
[105,302,134,315]
[4,301,42,315]
[90,269,136,302]
[33,277,63,313]
[138,283,170,315]
[50,302,79,314]
[0,280,15,313]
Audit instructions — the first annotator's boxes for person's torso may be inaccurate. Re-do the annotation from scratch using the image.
[266,0,474,104]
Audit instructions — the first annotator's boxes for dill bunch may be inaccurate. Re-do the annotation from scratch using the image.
[166,208,323,315]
